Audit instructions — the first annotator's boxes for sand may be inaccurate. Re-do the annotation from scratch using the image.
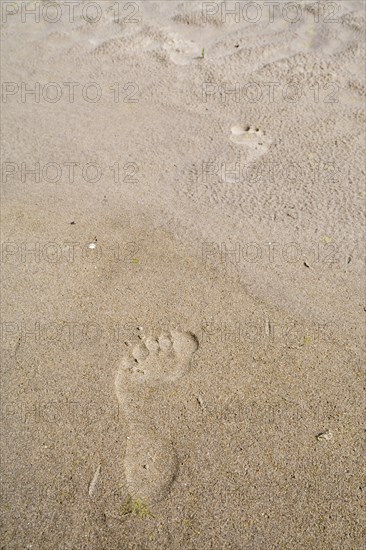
[1,1,365,548]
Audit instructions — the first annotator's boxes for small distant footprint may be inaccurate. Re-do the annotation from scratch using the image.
[229,124,271,162]
[115,329,199,503]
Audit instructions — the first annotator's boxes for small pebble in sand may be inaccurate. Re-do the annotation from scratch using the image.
[196,395,205,410]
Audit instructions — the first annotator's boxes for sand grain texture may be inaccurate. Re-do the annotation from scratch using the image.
[1,1,365,549]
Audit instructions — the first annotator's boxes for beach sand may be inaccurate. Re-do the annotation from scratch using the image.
[1,1,365,548]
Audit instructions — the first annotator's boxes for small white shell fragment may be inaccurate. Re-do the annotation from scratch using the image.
[88,464,101,497]
[88,243,97,249]
[231,125,245,136]
[316,430,333,441]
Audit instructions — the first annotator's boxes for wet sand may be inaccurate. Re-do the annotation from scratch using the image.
[1,1,365,548]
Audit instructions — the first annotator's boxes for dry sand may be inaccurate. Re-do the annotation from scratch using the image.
[1,1,365,548]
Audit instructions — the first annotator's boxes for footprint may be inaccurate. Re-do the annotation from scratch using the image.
[115,329,199,503]
[122,427,179,503]
[117,329,199,385]
[229,124,271,162]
